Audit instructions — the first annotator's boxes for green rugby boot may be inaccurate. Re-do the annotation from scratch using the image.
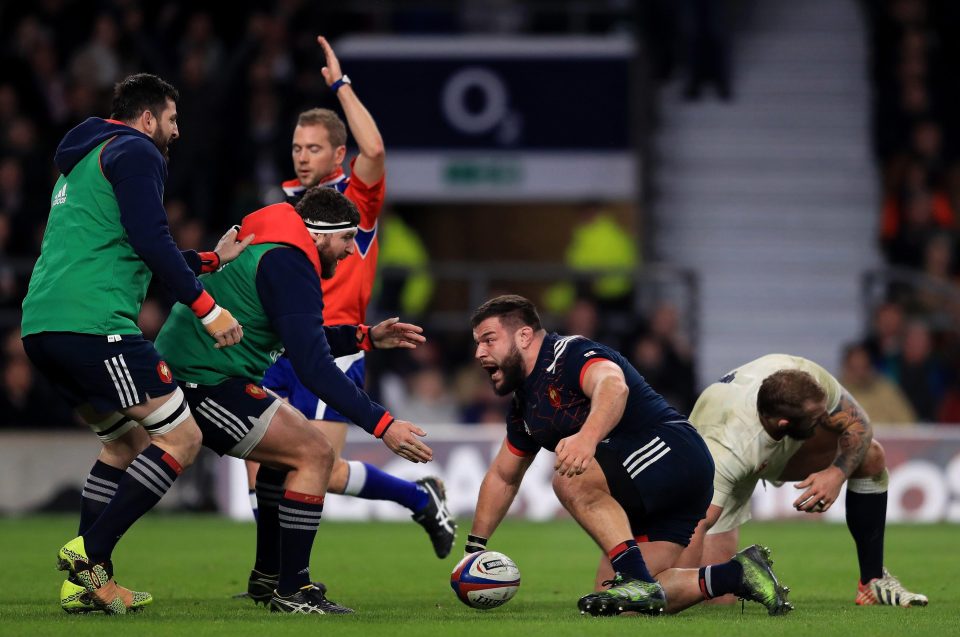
[60,575,153,613]
[577,574,667,616]
[56,536,126,615]
[732,544,793,616]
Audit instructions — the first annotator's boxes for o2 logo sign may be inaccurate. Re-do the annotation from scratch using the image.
[441,67,522,145]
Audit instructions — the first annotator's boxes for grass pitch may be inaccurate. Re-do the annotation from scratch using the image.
[0,515,953,637]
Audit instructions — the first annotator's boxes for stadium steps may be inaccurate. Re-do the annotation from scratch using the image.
[651,0,881,384]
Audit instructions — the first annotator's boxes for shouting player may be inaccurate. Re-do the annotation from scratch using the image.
[463,296,792,616]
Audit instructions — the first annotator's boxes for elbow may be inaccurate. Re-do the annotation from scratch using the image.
[365,143,385,162]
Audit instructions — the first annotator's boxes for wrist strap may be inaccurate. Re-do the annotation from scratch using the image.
[199,251,220,273]
[356,324,374,351]
[200,304,222,326]
[331,74,351,93]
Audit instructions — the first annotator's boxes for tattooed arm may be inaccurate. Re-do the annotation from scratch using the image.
[793,388,872,513]
[822,389,874,477]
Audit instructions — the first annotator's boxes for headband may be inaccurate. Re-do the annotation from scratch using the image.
[303,218,358,234]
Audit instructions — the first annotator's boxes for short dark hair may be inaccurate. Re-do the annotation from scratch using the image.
[294,186,360,226]
[757,369,826,421]
[471,295,542,332]
[111,73,179,122]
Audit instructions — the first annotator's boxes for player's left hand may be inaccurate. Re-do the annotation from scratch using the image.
[370,317,426,349]
[793,465,845,513]
[382,419,433,463]
[214,225,254,265]
[317,36,344,87]
[554,432,597,477]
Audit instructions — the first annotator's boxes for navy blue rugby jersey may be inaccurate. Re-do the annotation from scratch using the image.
[505,333,683,455]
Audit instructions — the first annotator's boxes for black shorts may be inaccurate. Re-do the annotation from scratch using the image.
[23,332,178,413]
[181,378,283,458]
[595,420,715,546]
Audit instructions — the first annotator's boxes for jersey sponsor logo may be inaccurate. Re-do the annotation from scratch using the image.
[584,350,596,357]
[718,371,737,384]
[522,419,532,436]
[547,385,562,408]
[156,361,173,384]
[245,384,268,399]
[52,183,68,206]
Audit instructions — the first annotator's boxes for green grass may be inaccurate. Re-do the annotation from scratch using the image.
[0,516,953,636]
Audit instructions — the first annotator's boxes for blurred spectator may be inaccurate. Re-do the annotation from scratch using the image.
[840,342,917,424]
[376,211,434,318]
[544,201,640,313]
[0,355,74,427]
[863,301,906,378]
[70,13,123,91]
[895,319,949,422]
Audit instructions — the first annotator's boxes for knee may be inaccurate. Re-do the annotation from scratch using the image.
[552,472,583,508]
[299,427,335,473]
[166,419,203,468]
[855,439,886,478]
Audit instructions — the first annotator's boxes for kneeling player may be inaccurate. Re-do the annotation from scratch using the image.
[155,187,433,614]
[464,296,792,616]
[680,354,927,607]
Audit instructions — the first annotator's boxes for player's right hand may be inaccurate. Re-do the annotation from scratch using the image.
[382,419,433,463]
[202,305,243,348]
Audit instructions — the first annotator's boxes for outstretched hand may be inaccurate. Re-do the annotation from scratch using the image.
[370,317,426,350]
[317,36,343,87]
[381,420,433,463]
[214,226,254,265]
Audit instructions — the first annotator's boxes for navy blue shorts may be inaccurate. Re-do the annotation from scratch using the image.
[181,378,283,458]
[23,332,178,413]
[261,353,365,422]
[595,420,715,546]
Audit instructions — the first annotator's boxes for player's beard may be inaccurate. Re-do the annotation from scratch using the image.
[151,128,171,161]
[319,251,338,280]
[784,417,819,440]
[491,345,526,396]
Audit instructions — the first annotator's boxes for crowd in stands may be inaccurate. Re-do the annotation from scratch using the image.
[852,0,960,424]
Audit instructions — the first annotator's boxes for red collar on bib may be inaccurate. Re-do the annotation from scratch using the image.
[237,203,321,276]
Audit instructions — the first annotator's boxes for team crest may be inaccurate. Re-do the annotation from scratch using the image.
[245,384,267,399]
[547,385,562,408]
[156,361,173,384]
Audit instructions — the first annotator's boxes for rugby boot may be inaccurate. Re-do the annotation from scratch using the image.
[56,536,125,615]
[731,544,793,616]
[269,584,354,614]
[856,568,928,607]
[577,574,667,616]
[412,477,457,558]
[60,574,152,613]
[238,569,326,605]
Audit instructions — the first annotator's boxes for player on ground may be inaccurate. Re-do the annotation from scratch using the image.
[241,36,454,603]
[155,186,433,614]
[465,295,792,616]
[680,353,928,607]
[20,73,245,614]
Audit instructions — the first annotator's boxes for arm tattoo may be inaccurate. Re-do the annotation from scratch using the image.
[822,390,873,477]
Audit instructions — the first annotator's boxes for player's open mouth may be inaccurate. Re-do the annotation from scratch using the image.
[481,363,501,382]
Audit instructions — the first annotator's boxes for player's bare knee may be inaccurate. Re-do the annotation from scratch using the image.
[853,439,886,478]
[99,427,150,467]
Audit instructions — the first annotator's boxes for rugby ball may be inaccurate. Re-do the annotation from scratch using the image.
[450,550,521,609]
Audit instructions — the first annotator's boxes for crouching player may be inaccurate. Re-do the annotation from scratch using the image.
[154,187,433,614]
[464,296,793,616]
[680,354,928,607]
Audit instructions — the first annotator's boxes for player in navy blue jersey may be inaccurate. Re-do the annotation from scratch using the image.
[462,295,792,616]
